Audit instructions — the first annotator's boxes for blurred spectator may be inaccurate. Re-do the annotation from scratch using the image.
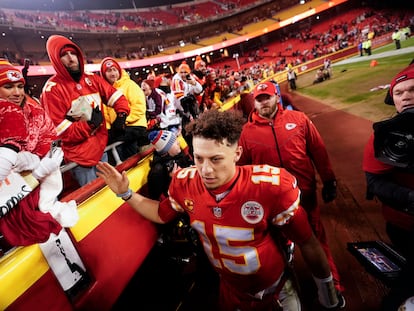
[141,79,163,131]
[171,61,203,149]
[147,130,193,201]
[286,67,297,91]
[100,57,150,161]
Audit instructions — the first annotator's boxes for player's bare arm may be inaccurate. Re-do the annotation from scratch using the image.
[96,162,165,224]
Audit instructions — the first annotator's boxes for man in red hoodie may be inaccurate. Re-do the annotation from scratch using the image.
[238,81,343,297]
[41,35,130,186]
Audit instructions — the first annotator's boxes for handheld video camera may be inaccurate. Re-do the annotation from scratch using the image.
[373,108,414,168]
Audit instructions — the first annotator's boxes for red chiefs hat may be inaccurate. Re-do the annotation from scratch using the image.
[253,81,277,99]
[0,59,25,86]
[100,57,122,77]
[390,64,414,96]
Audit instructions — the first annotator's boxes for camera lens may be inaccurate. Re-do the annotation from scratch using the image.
[382,131,413,165]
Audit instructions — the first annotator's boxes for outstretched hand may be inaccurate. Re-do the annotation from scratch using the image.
[96,162,130,196]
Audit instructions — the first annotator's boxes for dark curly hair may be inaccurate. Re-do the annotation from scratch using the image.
[185,109,244,145]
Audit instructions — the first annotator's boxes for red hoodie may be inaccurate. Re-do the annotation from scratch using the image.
[41,35,130,166]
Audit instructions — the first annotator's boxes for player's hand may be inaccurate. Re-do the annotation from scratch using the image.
[96,161,130,195]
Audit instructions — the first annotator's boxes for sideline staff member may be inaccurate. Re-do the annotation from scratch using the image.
[363,64,414,310]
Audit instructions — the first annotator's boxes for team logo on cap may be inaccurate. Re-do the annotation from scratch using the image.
[6,70,23,82]
[256,83,268,91]
[395,74,408,83]
[105,60,115,68]
[241,201,264,224]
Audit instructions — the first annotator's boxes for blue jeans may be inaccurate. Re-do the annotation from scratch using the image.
[71,152,108,187]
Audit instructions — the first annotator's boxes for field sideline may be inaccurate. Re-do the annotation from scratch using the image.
[295,37,414,121]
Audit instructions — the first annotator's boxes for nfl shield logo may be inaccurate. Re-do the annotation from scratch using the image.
[212,206,222,218]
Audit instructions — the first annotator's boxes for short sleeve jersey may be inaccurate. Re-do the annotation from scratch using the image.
[159,164,312,294]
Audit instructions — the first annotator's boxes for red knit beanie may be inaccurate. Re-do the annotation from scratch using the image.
[59,45,77,57]
[100,57,122,77]
[0,59,25,86]
[142,79,154,90]
[390,64,414,96]
[194,56,205,70]
[178,61,191,74]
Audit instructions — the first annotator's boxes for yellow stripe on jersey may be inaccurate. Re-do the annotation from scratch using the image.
[272,194,300,226]
[107,89,123,108]
[55,118,72,136]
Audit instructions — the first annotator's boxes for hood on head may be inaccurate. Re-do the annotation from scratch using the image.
[46,35,84,80]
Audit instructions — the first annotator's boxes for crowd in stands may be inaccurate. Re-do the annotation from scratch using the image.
[215,8,413,73]
[0,0,309,64]
[1,0,413,82]
[0,0,263,33]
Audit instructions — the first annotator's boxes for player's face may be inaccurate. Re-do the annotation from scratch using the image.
[254,94,278,119]
[0,82,25,105]
[393,79,414,113]
[104,67,120,84]
[192,137,242,190]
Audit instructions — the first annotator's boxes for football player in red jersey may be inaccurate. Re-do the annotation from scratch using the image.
[97,109,344,310]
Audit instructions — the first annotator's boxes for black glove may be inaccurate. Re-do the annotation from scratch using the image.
[322,179,337,203]
[87,106,103,129]
[111,112,127,135]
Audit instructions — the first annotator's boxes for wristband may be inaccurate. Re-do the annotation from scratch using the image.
[313,274,338,308]
[116,188,133,201]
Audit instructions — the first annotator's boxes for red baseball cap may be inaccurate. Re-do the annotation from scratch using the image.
[253,81,277,99]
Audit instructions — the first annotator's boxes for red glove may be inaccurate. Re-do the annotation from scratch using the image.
[147,118,159,130]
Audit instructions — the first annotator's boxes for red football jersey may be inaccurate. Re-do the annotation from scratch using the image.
[159,164,312,295]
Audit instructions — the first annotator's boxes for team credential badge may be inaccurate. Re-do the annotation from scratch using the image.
[212,206,222,218]
[241,201,264,224]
